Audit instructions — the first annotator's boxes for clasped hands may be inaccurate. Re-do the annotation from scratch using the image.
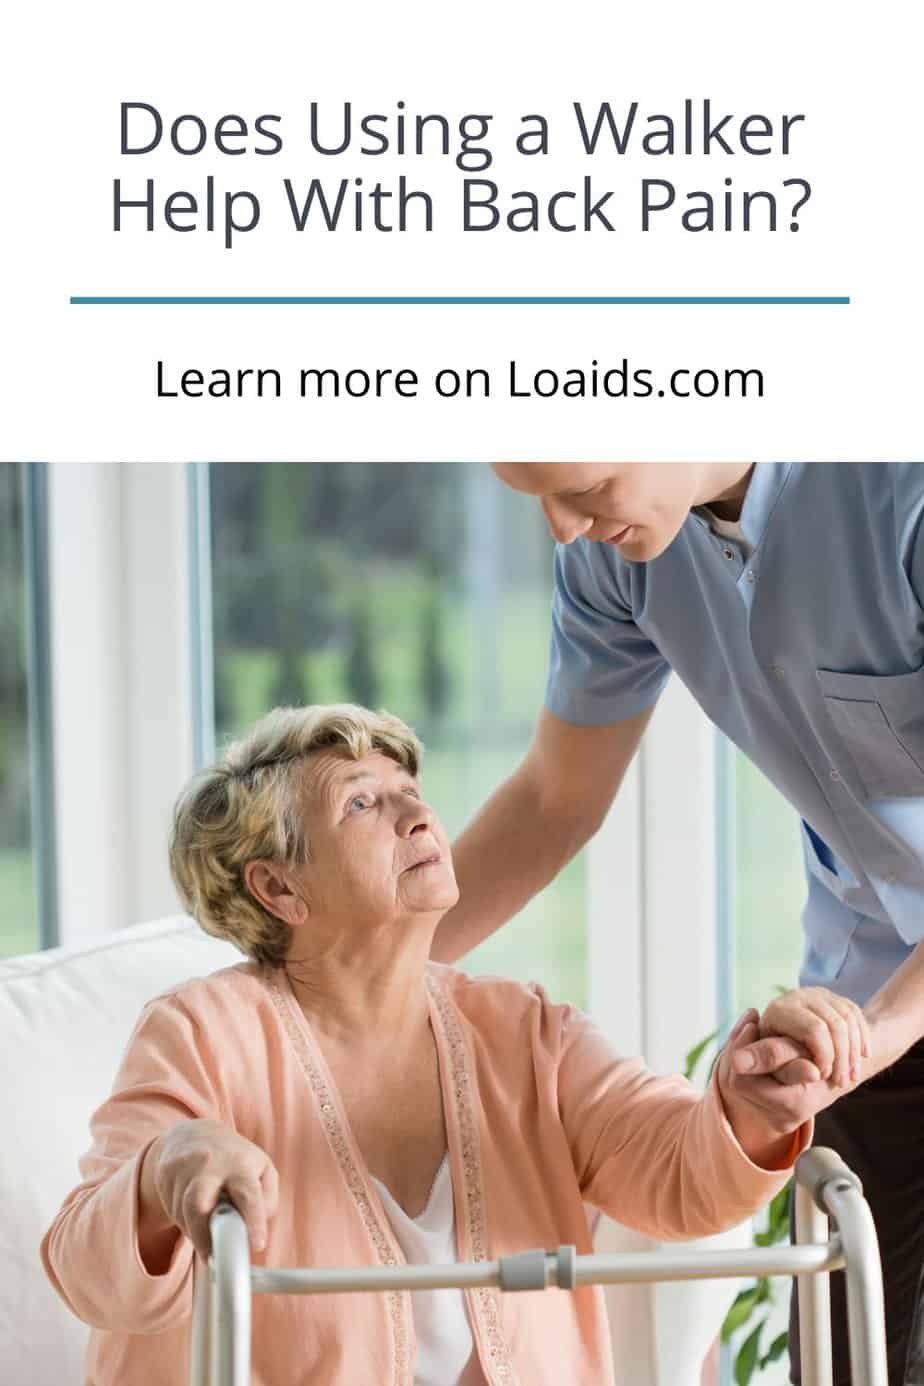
[715,987,873,1165]
[739,986,871,1089]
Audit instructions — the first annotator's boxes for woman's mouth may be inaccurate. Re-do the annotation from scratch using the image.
[605,525,633,545]
[405,854,441,872]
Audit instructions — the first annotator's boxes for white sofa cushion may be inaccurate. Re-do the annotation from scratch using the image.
[0,917,239,1383]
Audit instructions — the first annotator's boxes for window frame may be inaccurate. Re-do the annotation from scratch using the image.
[22,463,59,946]
[45,463,197,943]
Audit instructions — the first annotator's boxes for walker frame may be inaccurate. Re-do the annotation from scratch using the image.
[189,1146,888,1385]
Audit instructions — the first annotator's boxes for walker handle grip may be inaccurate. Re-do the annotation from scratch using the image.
[796,1146,863,1213]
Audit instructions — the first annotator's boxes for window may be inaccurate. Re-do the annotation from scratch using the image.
[0,464,55,957]
[729,746,805,1014]
[207,463,587,1004]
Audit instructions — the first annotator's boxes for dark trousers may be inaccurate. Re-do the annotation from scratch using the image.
[789,1038,924,1385]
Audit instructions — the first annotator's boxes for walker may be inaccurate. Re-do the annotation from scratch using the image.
[189,1146,888,1385]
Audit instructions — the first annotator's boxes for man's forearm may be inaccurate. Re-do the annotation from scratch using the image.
[432,705,653,964]
[431,768,592,963]
[864,935,924,1072]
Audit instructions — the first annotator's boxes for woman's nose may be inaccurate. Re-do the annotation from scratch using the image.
[397,799,435,836]
[541,497,593,544]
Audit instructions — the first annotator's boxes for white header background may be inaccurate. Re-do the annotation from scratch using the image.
[2,0,921,460]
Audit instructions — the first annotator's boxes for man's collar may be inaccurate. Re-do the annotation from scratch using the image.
[690,463,792,551]
[737,463,793,551]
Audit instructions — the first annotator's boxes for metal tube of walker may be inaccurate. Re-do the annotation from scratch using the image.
[199,1199,251,1386]
[822,1180,888,1386]
[794,1172,834,1386]
[795,1147,888,1386]
[189,1255,211,1386]
[249,1240,840,1297]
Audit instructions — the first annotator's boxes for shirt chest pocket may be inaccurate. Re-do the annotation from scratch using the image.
[817,665,924,798]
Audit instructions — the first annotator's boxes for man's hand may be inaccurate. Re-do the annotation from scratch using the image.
[731,987,871,1088]
[139,1118,279,1263]
[716,1010,847,1167]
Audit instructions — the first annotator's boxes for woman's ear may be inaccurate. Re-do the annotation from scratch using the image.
[244,861,310,925]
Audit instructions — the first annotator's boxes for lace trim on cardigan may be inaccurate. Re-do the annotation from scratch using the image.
[426,972,517,1385]
[265,972,412,1384]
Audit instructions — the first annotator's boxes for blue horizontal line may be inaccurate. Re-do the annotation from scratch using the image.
[70,295,850,306]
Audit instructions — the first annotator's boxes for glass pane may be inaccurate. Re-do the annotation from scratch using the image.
[0,464,39,956]
[733,750,805,1014]
[722,746,806,1386]
[208,463,586,1005]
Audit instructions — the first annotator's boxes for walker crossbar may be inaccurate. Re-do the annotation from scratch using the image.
[246,1241,843,1296]
[190,1147,888,1386]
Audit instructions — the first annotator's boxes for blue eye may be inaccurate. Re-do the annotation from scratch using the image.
[348,794,372,813]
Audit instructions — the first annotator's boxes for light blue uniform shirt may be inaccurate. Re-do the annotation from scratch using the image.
[545,463,924,1005]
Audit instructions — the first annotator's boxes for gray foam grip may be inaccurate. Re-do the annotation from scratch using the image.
[497,1246,578,1292]
[498,1249,550,1292]
[555,1245,577,1290]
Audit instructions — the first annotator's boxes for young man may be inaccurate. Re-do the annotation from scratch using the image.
[433,462,924,1386]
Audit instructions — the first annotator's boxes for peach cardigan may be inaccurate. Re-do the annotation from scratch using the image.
[42,963,805,1385]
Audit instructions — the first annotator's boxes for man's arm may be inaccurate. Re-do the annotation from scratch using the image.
[863,940,924,1071]
[432,703,654,963]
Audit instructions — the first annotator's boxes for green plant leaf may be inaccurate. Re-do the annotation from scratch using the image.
[734,1321,765,1386]
[770,1181,793,1238]
[722,1288,760,1342]
[755,1181,792,1245]
[760,1331,789,1368]
[721,1280,769,1341]
[683,1029,719,1081]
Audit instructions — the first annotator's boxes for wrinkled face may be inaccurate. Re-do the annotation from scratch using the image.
[493,462,708,562]
[294,750,459,929]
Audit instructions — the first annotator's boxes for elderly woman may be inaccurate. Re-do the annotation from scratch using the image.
[42,704,850,1386]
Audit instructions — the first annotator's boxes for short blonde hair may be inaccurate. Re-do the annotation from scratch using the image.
[169,704,422,965]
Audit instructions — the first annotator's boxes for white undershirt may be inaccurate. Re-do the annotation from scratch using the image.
[372,1156,486,1386]
[698,505,753,558]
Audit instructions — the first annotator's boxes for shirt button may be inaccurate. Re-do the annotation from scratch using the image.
[770,664,785,680]
[722,547,735,560]
[829,768,841,782]
[884,870,899,885]
[745,570,756,583]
